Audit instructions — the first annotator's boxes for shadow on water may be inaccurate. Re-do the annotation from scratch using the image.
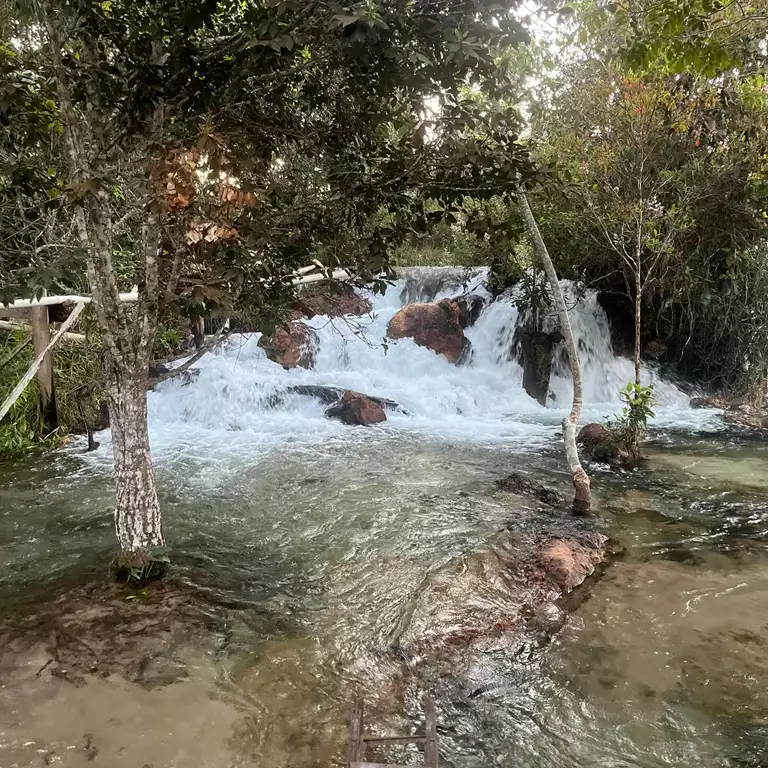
[2,433,768,767]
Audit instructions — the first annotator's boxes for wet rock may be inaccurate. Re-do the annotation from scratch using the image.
[148,364,201,390]
[258,323,318,369]
[535,537,604,593]
[496,472,564,507]
[578,423,611,445]
[596,292,634,357]
[455,294,487,328]
[644,339,666,360]
[288,384,342,406]
[690,396,728,410]
[294,282,372,319]
[577,423,632,467]
[387,299,469,364]
[325,390,387,426]
[515,328,562,406]
[394,528,608,659]
[95,400,110,430]
[149,361,172,379]
[287,384,403,412]
[724,403,768,431]
[690,397,768,432]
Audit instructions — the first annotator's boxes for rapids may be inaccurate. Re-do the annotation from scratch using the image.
[125,266,714,474]
[4,267,763,768]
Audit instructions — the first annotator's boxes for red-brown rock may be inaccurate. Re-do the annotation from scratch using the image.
[536,538,604,593]
[577,422,633,466]
[326,390,387,426]
[258,323,318,369]
[394,530,607,659]
[386,299,468,364]
[577,422,611,447]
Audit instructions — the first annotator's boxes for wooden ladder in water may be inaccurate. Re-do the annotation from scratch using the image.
[347,697,438,768]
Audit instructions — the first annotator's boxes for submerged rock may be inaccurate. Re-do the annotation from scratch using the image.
[387,299,470,364]
[325,390,387,427]
[287,384,403,412]
[0,581,219,688]
[393,527,607,660]
[258,323,318,369]
[496,472,564,507]
[536,537,604,593]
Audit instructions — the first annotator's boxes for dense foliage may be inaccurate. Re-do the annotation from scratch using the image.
[398,1,768,399]
[607,382,656,463]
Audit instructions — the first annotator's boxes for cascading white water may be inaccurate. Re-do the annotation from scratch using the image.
[138,266,714,464]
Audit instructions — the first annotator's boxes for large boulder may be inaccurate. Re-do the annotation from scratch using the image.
[325,390,386,426]
[455,294,487,328]
[258,323,318,369]
[496,472,564,508]
[515,328,562,406]
[387,299,469,364]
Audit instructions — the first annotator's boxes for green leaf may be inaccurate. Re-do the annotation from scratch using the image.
[332,14,360,27]
[146,546,171,564]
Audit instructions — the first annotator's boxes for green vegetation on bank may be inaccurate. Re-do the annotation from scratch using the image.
[0,310,104,460]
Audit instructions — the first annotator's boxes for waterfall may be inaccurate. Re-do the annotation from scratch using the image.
[142,267,713,462]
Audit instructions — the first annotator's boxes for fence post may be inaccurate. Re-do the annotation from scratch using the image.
[30,305,58,432]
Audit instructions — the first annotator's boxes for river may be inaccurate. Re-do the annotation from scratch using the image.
[1,269,766,768]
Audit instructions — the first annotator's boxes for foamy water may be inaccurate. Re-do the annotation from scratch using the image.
[96,267,710,466]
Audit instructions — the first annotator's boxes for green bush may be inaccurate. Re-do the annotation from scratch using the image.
[0,331,44,461]
[0,310,105,461]
[607,383,656,462]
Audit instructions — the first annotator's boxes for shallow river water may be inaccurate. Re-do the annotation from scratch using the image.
[2,269,767,768]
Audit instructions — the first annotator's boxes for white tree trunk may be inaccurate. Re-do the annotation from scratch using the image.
[108,371,164,559]
[634,265,642,387]
[517,188,591,511]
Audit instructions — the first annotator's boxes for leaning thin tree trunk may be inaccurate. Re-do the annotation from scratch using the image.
[634,264,642,387]
[517,187,591,512]
[108,367,164,577]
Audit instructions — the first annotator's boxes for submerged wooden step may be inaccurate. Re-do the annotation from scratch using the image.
[347,696,438,768]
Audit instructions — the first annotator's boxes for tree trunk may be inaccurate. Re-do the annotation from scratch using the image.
[108,367,165,578]
[45,8,167,580]
[634,267,642,387]
[517,187,591,512]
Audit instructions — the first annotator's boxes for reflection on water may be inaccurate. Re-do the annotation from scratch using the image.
[2,434,768,767]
